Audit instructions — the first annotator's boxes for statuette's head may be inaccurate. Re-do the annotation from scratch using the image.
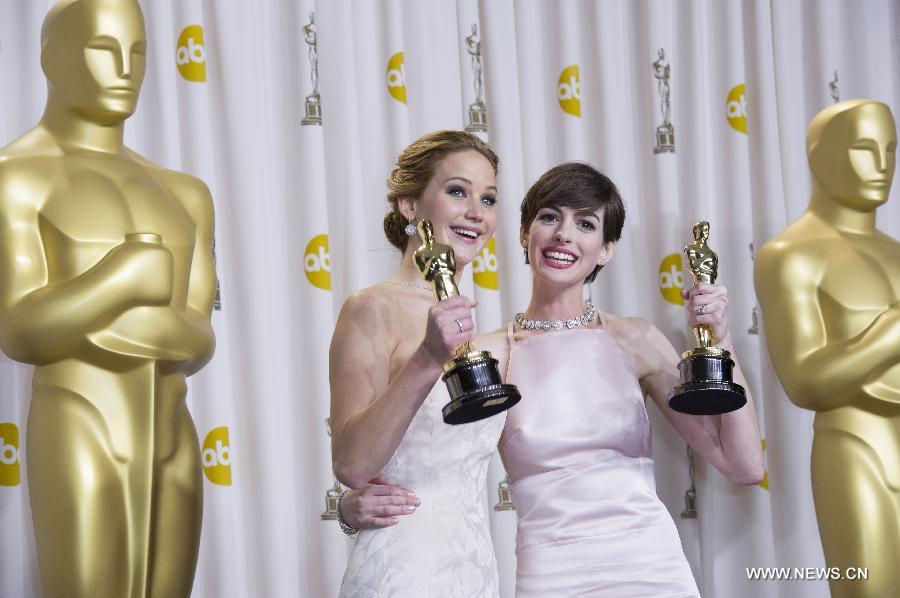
[417,219,435,244]
[41,0,147,124]
[807,99,896,209]
[692,221,710,243]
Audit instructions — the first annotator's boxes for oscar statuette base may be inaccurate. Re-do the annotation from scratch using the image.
[668,348,746,415]
[654,124,675,154]
[441,351,521,425]
[302,94,322,126]
[466,102,488,133]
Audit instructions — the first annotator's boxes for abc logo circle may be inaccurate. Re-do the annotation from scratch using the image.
[0,422,20,486]
[726,83,747,134]
[304,234,331,291]
[176,25,207,82]
[202,426,231,486]
[658,253,685,305]
[558,64,581,117]
[387,52,407,104]
[473,237,498,290]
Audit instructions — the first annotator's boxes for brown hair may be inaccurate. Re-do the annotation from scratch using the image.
[384,130,499,251]
[520,162,625,284]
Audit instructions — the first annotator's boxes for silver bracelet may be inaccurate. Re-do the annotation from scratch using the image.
[336,490,359,537]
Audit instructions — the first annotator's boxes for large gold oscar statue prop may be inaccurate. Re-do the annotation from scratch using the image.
[0,1,217,596]
[755,99,899,598]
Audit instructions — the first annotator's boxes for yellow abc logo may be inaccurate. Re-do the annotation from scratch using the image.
[658,253,685,305]
[0,422,20,486]
[759,439,769,490]
[725,83,747,134]
[202,426,231,486]
[304,233,331,291]
[473,237,498,290]
[176,25,207,82]
[386,52,407,104]
[558,64,581,117]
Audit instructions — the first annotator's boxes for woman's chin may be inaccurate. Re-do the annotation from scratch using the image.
[534,264,588,286]
[449,242,484,267]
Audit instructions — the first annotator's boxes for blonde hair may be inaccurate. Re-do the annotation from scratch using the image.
[384,130,499,251]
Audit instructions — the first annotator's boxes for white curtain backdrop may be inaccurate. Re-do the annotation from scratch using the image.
[1,1,898,597]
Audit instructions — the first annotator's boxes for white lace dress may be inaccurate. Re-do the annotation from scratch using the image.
[338,380,504,598]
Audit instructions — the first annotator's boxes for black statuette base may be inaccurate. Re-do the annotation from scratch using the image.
[668,351,747,415]
[442,353,521,425]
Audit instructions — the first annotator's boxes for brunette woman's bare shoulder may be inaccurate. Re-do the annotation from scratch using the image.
[472,323,512,373]
[602,313,651,344]
[601,314,670,378]
[475,324,510,355]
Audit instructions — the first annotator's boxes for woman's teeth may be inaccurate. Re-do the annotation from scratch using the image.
[543,250,575,263]
[451,227,478,239]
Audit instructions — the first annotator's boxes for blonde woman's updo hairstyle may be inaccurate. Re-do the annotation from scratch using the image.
[384,130,499,251]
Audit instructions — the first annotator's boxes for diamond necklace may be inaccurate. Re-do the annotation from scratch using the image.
[514,301,596,332]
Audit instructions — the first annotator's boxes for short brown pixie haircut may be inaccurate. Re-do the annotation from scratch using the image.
[520,162,625,284]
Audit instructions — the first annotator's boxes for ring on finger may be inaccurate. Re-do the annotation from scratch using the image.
[455,319,465,333]
[695,304,707,315]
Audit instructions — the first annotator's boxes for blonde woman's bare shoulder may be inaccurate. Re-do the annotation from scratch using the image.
[337,284,396,319]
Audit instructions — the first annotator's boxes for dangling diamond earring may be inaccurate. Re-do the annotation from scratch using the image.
[405,221,417,236]
[523,245,529,265]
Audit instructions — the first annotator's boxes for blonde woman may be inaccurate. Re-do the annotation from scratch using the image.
[330,131,506,597]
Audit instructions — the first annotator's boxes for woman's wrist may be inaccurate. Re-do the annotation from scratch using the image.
[715,329,734,351]
[336,490,360,537]
[412,342,448,375]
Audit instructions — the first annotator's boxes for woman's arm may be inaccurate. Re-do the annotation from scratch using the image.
[636,283,765,485]
[329,290,476,488]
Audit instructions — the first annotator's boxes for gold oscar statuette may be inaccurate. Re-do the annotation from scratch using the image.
[300,11,321,126]
[414,220,520,424]
[0,1,216,596]
[667,221,747,415]
[754,99,899,598]
[464,24,487,133]
[652,47,675,154]
[321,417,342,520]
[680,446,698,519]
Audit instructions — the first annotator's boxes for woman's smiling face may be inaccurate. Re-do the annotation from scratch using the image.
[525,205,609,285]
[400,149,499,267]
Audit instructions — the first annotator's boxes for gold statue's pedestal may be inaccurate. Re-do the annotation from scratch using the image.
[668,347,746,415]
[654,123,675,154]
[302,94,322,126]
[441,350,521,425]
[466,102,487,133]
[321,483,341,521]
[493,476,515,511]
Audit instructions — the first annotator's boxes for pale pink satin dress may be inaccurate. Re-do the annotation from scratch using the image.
[500,323,700,597]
